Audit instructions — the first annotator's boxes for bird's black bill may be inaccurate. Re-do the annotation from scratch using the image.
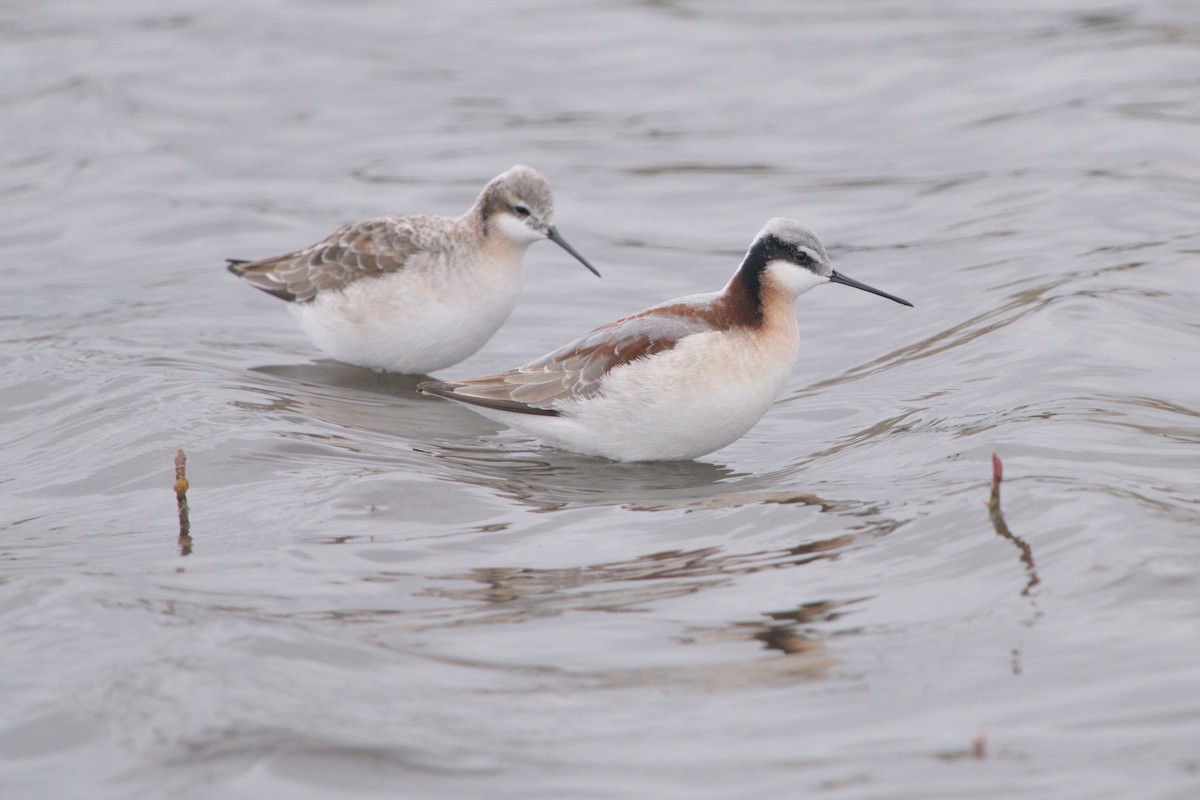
[829,270,913,307]
[547,226,601,277]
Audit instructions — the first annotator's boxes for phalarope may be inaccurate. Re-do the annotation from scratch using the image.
[418,218,912,461]
[226,165,599,374]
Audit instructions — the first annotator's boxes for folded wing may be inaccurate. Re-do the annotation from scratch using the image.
[226,217,434,302]
[420,308,714,415]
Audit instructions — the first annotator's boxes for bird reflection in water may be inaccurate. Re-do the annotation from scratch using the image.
[415,534,878,687]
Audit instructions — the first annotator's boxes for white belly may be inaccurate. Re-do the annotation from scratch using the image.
[475,327,800,461]
[289,260,523,374]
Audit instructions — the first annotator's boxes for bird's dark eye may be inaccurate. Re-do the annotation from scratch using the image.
[513,204,531,217]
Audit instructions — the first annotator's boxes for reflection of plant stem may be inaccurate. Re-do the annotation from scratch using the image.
[988,453,1038,596]
[174,448,192,556]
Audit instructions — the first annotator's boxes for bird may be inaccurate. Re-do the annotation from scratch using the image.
[417,218,912,462]
[226,165,600,374]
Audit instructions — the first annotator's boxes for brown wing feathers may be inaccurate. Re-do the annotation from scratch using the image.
[417,382,564,416]
[418,311,710,416]
[226,219,422,303]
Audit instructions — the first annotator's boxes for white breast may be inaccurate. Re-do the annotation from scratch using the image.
[290,248,524,373]
[481,320,801,461]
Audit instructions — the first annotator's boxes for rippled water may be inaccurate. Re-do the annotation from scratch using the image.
[4,1,1200,797]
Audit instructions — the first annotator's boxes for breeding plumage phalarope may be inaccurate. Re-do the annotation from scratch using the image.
[227,165,599,374]
[418,218,911,461]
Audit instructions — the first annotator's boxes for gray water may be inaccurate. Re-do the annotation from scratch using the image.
[3,1,1200,798]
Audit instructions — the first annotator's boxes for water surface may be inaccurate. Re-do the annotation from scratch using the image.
[3,1,1200,798]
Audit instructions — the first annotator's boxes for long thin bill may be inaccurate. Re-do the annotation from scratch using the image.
[829,270,913,307]
[547,226,601,277]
